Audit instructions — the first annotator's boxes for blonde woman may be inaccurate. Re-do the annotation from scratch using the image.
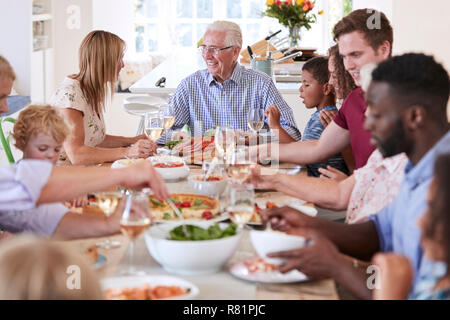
[50,30,156,165]
[0,235,103,299]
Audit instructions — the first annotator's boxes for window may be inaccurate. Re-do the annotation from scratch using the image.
[133,0,352,56]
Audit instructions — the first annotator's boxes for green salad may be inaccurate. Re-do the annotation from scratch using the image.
[169,223,237,241]
[165,140,182,150]
[203,126,217,138]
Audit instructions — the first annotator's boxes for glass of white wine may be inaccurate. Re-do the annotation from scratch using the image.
[120,190,152,275]
[95,191,123,249]
[227,149,255,183]
[161,103,175,131]
[247,108,265,134]
[144,112,164,143]
[226,183,255,228]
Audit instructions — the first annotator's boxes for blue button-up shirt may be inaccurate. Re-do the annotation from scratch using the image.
[159,63,302,143]
[370,131,450,294]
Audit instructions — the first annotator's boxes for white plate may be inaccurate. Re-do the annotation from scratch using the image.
[230,259,308,283]
[249,200,318,226]
[148,155,190,181]
[111,158,150,169]
[101,275,199,300]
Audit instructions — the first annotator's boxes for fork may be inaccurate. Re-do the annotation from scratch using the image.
[166,198,190,237]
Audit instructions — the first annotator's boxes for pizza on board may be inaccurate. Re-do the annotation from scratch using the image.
[149,193,220,221]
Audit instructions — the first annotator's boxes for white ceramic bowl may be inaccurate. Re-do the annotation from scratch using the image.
[250,230,306,265]
[187,175,228,197]
[148,155,190,181]
[144,221,242,275]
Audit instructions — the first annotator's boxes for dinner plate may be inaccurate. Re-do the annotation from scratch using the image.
[248,199,318,225]
[230,259,308,283]
[111,158,150,169]
[101,275,199,300]
[93,253,107,269]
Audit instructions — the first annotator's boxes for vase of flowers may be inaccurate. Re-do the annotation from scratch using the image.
[263,0,323,47]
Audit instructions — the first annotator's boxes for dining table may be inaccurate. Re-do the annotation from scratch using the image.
[67,162,341,300]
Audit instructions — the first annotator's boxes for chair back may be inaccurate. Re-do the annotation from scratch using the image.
[0,117,16,163]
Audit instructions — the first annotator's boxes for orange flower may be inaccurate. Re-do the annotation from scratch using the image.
[318,10,324,15]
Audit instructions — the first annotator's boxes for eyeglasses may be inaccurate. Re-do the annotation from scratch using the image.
[198,45,234,56]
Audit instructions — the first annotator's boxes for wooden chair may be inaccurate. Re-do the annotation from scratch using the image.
[0,117,16,163]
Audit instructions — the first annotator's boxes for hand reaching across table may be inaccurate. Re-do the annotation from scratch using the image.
[120,160,170,200]
[127,139,156,158]
[318,166,348,181]
[319,109,337,128]
[267,230,342,279]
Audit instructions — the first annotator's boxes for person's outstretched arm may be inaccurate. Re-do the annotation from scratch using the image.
[246,166,355,211]
[38,161,169,205]
[255,121,350,165]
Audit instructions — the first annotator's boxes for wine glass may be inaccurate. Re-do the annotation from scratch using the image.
[94,191,123,249]
[144,112,164,155]
[120,191,152,275]
[214,126,236,164]
[161,103,175,132]
[226,183,255,228]
[227,149,255,183]
[247,108,265,134]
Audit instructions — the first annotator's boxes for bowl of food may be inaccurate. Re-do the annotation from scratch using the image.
[250,229,306,265]
[144,221,242,275]
[187,174,228,197]
[101,275,199,300]
[148,155,190,181]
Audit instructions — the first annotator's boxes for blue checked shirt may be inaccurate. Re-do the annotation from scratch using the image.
[159,63,301,143]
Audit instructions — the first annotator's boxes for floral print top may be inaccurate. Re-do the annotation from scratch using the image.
[49,77,106,165]
[346,150,409,224]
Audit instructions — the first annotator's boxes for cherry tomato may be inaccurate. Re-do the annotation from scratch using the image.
[202,211,213,219]
[180,201,191,208]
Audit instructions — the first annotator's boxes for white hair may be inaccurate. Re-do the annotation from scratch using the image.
[206,21,242,48]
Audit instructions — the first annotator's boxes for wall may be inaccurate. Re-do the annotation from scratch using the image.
[392,0,450,118]
[53,0,93,88]
[0,0,31,95]
[352,0,393,20]
[92,0,135,57]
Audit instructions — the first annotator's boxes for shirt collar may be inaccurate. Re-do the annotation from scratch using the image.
[206,63,242,86]
[404,131,450,189]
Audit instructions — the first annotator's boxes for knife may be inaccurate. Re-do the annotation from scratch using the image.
[247,46,255,60]
[265,30,282,41]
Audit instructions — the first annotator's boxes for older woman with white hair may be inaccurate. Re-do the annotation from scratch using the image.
[161,20,301,147]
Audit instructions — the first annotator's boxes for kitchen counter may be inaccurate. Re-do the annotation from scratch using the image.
[130,49,302,95]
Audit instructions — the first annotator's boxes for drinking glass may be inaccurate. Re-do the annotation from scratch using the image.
[160,103,175,131]
[214,126,236,164]
[227,149,255,183]
[144,112,164,143]
[120,191,152,275]
[94,191,123,249]
[247,108,265,134]
[226,183,255,228]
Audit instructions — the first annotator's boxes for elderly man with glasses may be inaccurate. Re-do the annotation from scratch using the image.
[159,21,301,146]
